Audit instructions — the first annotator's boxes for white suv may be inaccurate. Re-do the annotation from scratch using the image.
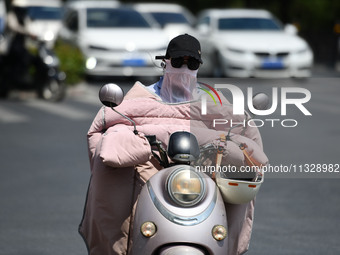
[59,0,169,77]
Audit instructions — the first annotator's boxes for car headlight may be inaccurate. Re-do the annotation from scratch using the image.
[167,167,205,207]
[43,31,55,42]
[86,57,97,70]
[89,45,110,51]
[227,47,245,54]
[296,48,307,54]
[296,46,311,55]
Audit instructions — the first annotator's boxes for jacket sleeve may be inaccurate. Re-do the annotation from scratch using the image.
[87,107,106,167]
[87,106,152,170]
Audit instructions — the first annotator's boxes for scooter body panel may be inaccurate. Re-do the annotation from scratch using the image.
[130,165,228,255]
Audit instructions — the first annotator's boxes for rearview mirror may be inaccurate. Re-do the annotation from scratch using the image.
[99,83,139,135]
[197,23,210,35]
[284,24,298,35]
[99,83,124,107]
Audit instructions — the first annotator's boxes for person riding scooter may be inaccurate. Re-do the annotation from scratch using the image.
[79,34,268,255]
[5,0,36,82]
[0,0,65,101]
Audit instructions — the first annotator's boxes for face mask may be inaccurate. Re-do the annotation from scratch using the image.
[160,59,198,103]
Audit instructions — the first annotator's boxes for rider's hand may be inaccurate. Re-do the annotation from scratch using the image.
[28,33,37,40]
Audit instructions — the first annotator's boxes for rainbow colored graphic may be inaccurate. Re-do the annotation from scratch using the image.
[198,82,222,106]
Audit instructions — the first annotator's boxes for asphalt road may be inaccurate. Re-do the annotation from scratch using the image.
[0,71,339,255]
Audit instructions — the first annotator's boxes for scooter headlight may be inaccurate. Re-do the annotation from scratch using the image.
[212,225,227,241]
[141,221,157,237]
[167,167,205,207]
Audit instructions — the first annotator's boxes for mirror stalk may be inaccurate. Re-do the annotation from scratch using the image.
[111,107,138,135]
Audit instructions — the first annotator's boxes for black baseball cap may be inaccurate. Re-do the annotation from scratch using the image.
[156,34,203,63]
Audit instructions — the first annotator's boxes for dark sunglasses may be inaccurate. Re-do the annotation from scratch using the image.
[170,57,200,70]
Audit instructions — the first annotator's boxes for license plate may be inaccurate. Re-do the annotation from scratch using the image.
[122,58,146,67]
[261,58,284,69]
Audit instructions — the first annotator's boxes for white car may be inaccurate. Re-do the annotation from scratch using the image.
[196,9,314,78]
[13,0,63,47]
[59,1,169,77]
[133,3,195,40]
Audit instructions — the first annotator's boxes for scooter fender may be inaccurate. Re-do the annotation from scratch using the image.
[130,165,228,255]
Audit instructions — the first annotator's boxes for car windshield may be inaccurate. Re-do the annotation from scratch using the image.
[218,17,282,30]
[149,12,190,27]
[0,0,6,16]
[27,6,63,20]
[0,18,4,33]
[87,8,151,28]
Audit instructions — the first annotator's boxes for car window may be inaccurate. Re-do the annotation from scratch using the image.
[27,6,63,20]
[0,0,5,16]
[0,0,4,33]
[148,12,190,27]
[0,18,4,34]
[87,8,151,28]
[218,18,282,30]
[197,16,210,26]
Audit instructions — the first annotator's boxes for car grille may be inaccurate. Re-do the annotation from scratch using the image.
[277,52,289,58]
[254,52,290,58]
[254,52,270,58]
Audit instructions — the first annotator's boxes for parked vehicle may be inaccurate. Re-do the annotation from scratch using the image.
[9,0,63,49]
[196,9,313,78]
[0,38,66,101]
[58,1,168,77]
[133,3,195,40]
[96,83,266,255]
